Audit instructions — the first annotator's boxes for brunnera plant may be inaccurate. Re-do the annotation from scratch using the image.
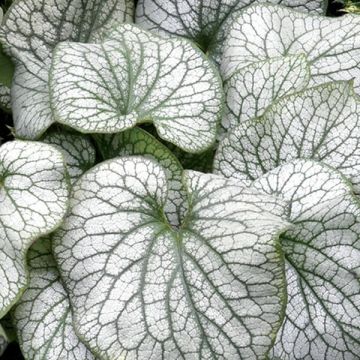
[0,1,359,360]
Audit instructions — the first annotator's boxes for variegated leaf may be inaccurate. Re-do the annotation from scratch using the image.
[0,0,134,138]
[50,24,223,153]
[221,55,310,133]
[42,130,96,184]
[214,82,360,193]
[221,3,360,88]
[13,237,96,360]
[53,156,289,360]
[136,0,325,59]
[94,127,185,227]
[252,160,360,360]
[0,140,69,318]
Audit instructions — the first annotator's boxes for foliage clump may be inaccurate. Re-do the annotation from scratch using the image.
[0,1,359,359]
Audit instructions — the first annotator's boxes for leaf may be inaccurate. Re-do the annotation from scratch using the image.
[49,24,223,153]
[13,237,96,360]
[42,130,96,184]
[221,3,360,84]
[251,159,360,360]
[94,127,186,227]
[214,81,360,193]
[0,0,134,139]
[135,0,325,56]
[53,156,290,360]
[221,55,310,133]
[0,140,69,318]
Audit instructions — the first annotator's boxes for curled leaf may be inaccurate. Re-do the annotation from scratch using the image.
[252,160,360,360]
[49,24,223,153]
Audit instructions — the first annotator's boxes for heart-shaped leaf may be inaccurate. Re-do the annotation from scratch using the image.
[42,130,96,184]
[0,140,69,318]
[53,156,289,360]
[251,159,360,360]
[49,24,223,153]
[136,0,325,57]
[0,0,134,139]
[221,55,310,133]
[221,3,360,88]
[214,82,360,193]
[13,237,96,360]
[94,127,186,227]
